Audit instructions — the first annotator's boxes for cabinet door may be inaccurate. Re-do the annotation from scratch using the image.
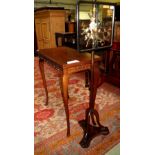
[50,17,65,47]
[35,18,44,49]
[41,18,51,49]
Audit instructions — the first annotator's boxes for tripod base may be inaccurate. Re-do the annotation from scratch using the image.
[79,120,109,148]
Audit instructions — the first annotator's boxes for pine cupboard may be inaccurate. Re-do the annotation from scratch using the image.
[34,9,66,49]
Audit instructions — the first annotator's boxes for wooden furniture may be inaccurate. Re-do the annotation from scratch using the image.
[37,47,101,137]
[34,9,66,49]
[98,42,120,88]
[107,42,120,87]
[98,22,120,87]
[34,24,38,56]
[113,22,120,42]
[65,22,76,32]
[55,32,76,48]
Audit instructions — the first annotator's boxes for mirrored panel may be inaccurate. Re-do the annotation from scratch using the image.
[76,0,115,52]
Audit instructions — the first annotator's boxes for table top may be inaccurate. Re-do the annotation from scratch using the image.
[38,47,101,70]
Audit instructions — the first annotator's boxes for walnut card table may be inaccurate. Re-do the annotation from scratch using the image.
[37,47,101,137]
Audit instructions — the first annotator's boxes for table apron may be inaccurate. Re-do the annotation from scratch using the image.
[63,64,91,74]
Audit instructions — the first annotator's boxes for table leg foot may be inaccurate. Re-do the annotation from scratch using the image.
[61,74,70,137]
[44,101,48,106]
[39,58,49,106]
[79,120,109,148]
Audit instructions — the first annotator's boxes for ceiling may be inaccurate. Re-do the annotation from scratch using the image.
[34,0,120,9]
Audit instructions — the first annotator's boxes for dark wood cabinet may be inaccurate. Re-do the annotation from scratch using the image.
[65,22,76,32]
[99,22,120,87]
[107,42,120,87]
